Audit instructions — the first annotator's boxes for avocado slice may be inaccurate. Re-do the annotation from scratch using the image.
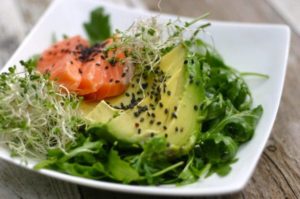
[86,45,204,154]
[85,101,119,123]
[105,75,145,109]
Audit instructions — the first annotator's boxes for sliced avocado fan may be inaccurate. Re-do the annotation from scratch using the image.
[83,45,205,154]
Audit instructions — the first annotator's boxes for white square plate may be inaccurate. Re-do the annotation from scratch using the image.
[1,0,290,196]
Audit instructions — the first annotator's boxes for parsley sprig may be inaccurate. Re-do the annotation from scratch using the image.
[84,7,111,45]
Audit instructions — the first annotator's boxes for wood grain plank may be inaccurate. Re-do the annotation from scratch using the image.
[0,160,81,199]
[0,0,299,198]
[14,0,52,33]
[266,0,300,35]
[0,0,26,66]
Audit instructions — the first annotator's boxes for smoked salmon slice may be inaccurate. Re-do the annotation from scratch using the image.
[84,45,132,101]
[37,36,89,91]
[77,54,106,95]
[37,35,133,101]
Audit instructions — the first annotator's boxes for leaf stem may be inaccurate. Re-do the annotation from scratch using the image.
[240,72,269,79]
[185,13,210,27]
[151,161,184,177]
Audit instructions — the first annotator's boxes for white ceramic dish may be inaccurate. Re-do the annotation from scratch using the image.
[1,0,290,196]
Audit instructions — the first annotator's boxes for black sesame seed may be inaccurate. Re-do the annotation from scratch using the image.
[135,123,139,128]
[167,91,171,96]
[109,79,113,82]
[151,113,155,118]
[149,120,154,125]
[137,129,141,134]
[78,69,83,74]
[70,61,73,65]
[125,92,130,97]
[159,102,163,108]
[156,121,161,126]
[87,58,95,62]
[164,109,169,114]
[164,134,168,138]
[105,66,109,70]
[96,63,100,66]
[180,128,184,132]
[175,127,178,132]
[163,126,167,130]
[115,80,120,83]
[140,117,144,122]
[150,132,155,137]
[174,106,177,111]
[194,105,198,111]
[141,83,148,89]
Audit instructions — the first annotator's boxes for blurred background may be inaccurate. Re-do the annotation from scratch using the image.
[0,0,299,198]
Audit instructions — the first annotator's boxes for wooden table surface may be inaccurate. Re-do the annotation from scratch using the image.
[0,0,299,198]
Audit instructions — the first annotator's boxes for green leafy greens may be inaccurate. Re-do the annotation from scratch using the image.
[35,36,263,185]
[84,7,112,45]
[1,7,263,186]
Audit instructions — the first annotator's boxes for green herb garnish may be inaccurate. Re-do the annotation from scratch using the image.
[84,7,111,45]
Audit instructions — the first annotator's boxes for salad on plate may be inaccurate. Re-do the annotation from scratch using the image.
[0,7,263,185]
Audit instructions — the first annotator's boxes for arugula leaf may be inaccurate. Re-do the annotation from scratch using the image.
[58,162,107,179]
[207,105,263,143]
[60,138,105,161]
[214,163,232,176]
[200,133,238,164]
[84,7,111,45]
[140,137,169,162]
[178,155,211,185]
[107,149,140,183]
